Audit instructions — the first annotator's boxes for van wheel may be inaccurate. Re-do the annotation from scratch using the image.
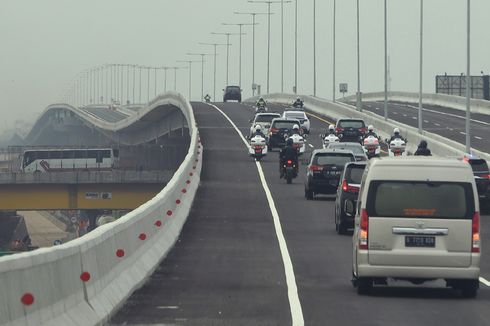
[357,278,373,295]
[305,189,314,200]
[337,220,348,235]
[459,280,479,298]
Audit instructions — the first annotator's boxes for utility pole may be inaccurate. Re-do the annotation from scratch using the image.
[465,0,471,153]
[187,53,213,100]
[222,23,253,90]
[418,0,424,133]
[211,32,239,86]
[200,42,228,101]
[178,60,200,100]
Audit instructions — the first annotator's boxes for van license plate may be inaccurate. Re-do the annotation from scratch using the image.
[405,236,435,248]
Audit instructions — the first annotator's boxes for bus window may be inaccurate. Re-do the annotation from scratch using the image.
[102,150,111,158]
[74,150,86,159]
[49,151,62,159]
[62,150,75,159]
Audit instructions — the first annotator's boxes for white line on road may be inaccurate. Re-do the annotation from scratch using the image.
[435,123,441,126]
[403,114,407,117]
[460,132,466,135]
[424,120,429,123]
[475,136,483,140]
[156,306,179,310]
[393,112,398,115]
[208,103,305,326]
[412,117,417,120]
[308,144,314,148]
[480,277,490,287]
[404,104,490,126]
[375,107,380,110]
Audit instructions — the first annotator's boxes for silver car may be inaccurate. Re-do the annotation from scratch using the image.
[352,157,481,297]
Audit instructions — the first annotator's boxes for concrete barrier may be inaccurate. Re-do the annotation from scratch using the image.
[247,93,489,161]
[342,91,490,116]
[0,93,202,326]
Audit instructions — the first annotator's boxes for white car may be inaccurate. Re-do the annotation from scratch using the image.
[282,110,310,133]
[249,112,281,137]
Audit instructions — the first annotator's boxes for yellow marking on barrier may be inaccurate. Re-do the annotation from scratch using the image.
[305,112,335,125]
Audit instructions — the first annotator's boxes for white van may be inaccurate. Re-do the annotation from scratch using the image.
[352,157,481,297]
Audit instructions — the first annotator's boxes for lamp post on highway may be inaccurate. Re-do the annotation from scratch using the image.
[146,66,151,103]
[199,43,227,101]
[211,32,237,86]
[178,60,200,100]
[418,0,424,133]
[187,53,213,101]
[132,64,136,104]
[163,67,169,92]
[332,0,336,101]
[234,12,268,96]
[465,0,471,153]
[139,65,142,104]
[222,23,252,91]
[248,0,283,94]
[313,0,317,96]
[356,0,362,112]
[383,0,388,121]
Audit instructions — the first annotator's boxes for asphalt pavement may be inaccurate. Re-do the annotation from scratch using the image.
[81,106,128,123]
[111,101,490,326]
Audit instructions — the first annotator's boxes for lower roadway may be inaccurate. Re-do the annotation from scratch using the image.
[111,101,490,326]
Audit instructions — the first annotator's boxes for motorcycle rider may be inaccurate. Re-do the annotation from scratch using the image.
[388,128,406,143]
[292,97,304,109]
[291,124,301,135]
[365,125,378,138]
[252,124,266,138]
[279,138,299,178]
[325,124,336,136]
[256,97,267,108]
[414,140,432,156]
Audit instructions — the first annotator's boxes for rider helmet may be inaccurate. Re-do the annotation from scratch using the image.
[394,128,400,135]
[328,124,335,131]
[368,125,374,132]
[255,124,262,132]
[293,124,300,131]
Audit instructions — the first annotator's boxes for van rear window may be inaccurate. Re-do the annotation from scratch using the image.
[346,165,365,184]
[313,153,355,166]
[468,159,489,172]
[367,181,474,219]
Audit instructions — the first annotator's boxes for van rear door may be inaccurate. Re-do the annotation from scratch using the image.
[366,181,475,268]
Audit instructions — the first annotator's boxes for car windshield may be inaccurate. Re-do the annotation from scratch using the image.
[328,144,364,155]
[338,120,365,128]
[256,114,280,123]
[468,159,489,172]
[367,181,473,219]
[226,86,240,92]
[272,121,298,129]
[284,112,306,120]
[345,165,365,183]
[313,153,355,166]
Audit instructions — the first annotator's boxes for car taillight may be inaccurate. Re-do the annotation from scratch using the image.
[287,160,293,164]
[359,127,367,133]
[336,127,343,134]
[308,165,323,172]
[359,209,369,250]
[484,174,490,179]
[472,212,480,253]
[270,128,279,134]
[342,180,359,193]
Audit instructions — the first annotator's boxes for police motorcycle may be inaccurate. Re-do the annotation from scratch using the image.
[387,138,407,156]
[363,136,381,159]
[248,125,268,161]
[284,124,306,155]
[321,124,340,149]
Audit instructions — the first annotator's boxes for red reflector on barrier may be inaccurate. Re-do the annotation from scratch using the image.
[80,272,91,282]
[182,189,187,193]
[116,249,125,257]
[189,172,194,176]
[139,233,147,241]
[167,210,173,216]
[176,199,181,204]
[21,293,34,306]
[155,220,162,227]
[193,166,196,170]
[186,180,191,184]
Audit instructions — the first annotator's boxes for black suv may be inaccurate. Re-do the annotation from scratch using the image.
[461,155,490,209]
[268,118,301,150]
[223,86,242,102]
[305,149,356,200]
[334,162,366,234]
[335,119,366,143]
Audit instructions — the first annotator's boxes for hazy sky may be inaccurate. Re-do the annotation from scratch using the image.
[1,0,490,131]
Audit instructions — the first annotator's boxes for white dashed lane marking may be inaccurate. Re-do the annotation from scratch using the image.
[480,277,490,287]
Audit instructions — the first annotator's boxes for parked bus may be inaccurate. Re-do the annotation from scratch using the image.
[21,148,119,173]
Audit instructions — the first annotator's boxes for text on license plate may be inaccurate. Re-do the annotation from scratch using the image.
[405,236,435,248]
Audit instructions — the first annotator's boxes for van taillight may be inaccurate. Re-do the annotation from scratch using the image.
[342,180,359,193]
[359,209,369,250]
[309,165,323,172]
[270,128,279,134]
[336,127,343,134]
[472,212,480,253]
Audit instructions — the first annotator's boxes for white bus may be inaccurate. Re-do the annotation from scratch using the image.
[21,148,119,173]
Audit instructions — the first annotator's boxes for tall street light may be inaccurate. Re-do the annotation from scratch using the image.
[248,0,283,94]
[211,32,237,86]
[234,12,269,96]
[222,23,252,90]
[170,67,187,92]
[163,67,169,92]
[465,0,471,153]
[199,42,228,101]
[187,53,213,100]
[332,0,336,101]
[356,0,362,112]
[383,0,388,121]
[313,0,317,96]
[418,0,424,133]
[177,60,200,100]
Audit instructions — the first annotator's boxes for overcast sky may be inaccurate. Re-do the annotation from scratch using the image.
[1,0,489,132]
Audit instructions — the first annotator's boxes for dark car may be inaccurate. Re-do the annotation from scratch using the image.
[335,119,366,143]
[223,86,242,102]
[461,155,490,208]
[305,149,356,200]
[326,142,368,161]
[268,118,301,150]
[334,162,366,234]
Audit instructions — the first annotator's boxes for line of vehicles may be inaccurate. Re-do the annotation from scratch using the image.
[245,98,490,297]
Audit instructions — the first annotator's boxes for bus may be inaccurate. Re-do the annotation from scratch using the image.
[21,148,119,173]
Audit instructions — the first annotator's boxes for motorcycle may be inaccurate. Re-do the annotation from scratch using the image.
[249,134,268,161]
[321,133,340,149]
[254,105,268,113]
[283,159,298,184]
[284,133,306,155]
[363,136,381,159]
[387,138,407,157]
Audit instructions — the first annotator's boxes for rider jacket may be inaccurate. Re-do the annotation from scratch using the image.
[365,131,378,138]
[293,100,304,108]
[256,100,266,107]
[389,134,405,143]
[252,131,266,138]
[280,146,298,165]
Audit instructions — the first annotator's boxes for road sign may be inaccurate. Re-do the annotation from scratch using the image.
[339,83,348,94]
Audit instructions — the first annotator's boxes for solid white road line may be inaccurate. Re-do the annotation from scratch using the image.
[308,144,314,148]
[475,136,483,140]
[435,123,441,127]
[460,132,466,135]
[479,277,490,287]
[404,104,490,126]
[208,103,305,326]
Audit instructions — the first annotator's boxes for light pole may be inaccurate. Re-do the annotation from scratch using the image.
[356,0,362,112]
[146,66,151,102]
[211,32,238,86]
[132,64,136,104]
[154,67,158,98]
[163,67,169,92]
[313,0,317,96]
[295,0,298,94]
[199,42,227,101]
[234,12,268,96]
[384,0,388,121]
[249,1,286,94]
[178,60,200,100]
[187,53,213,100]
[332,0,336,101]
[222,23,252,91]
[139,65,142,104]
[418,0,424,133]
[465,0,471,153]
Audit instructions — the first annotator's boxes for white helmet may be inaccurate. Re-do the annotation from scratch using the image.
[394,128,400,134]
[255,124,262,132]
[328,124,335,131]
[293,124,300,130]
[296,96,301,101]
[368,125,374,132]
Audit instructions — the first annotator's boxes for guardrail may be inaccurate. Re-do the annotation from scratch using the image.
[247,93,489,161]
[342,91,490,115]
[0,93,202,326]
